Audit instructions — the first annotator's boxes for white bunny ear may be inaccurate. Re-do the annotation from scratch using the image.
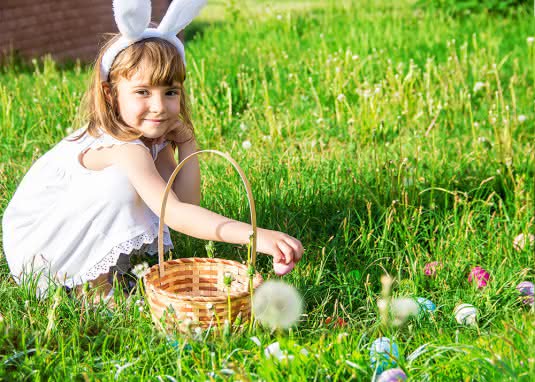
[113,0,152,41]
[158,0,207,37]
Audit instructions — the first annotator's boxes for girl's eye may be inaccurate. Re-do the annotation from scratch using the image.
[136,90,149,96]
[166,90,179,96]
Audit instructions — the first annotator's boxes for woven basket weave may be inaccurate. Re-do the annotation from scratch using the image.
[143,150,263,332]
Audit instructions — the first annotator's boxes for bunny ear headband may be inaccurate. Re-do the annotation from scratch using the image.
[100,0,207,80]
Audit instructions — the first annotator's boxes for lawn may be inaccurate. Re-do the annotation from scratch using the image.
[0,0,534,380]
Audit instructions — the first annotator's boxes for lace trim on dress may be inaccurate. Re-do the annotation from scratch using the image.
[88,131,169,160]
[64,223,174,288]
[90,133,147,152]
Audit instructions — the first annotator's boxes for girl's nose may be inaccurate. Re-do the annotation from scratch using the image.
[149,94,166,113]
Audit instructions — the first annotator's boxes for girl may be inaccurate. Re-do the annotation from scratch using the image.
[1,0,303,302]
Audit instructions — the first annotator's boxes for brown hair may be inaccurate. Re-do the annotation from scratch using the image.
[71,34,193,146]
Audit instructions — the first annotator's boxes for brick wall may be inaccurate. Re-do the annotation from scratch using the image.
[0,0,173,63]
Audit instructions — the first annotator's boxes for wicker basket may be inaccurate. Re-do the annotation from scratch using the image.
[143,150,263,332]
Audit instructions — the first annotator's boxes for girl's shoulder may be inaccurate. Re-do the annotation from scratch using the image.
[75,128,168,171]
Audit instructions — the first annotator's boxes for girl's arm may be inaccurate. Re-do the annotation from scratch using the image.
[115,144,303,264]
[155,139,200,205]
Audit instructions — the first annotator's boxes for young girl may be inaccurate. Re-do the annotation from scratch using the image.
[1,0,303,302]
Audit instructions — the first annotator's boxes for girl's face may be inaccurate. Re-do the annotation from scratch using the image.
[112,69,181,140]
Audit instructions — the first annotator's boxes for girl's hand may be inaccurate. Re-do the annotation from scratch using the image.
[256,227,304,266]
[154,120,193,145]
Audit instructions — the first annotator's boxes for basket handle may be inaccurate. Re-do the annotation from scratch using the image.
[157,149,257,278]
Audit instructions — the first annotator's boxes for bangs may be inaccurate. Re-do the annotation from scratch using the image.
[111,38,186,85]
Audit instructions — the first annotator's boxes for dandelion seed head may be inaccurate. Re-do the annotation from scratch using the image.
[253,280,303,329]
[132,262,149,278]
[473,81,485,93]
[242,140,252,150]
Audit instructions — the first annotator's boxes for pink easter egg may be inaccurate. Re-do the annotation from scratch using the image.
[273,261,295,276]
[468,266,489,288]
[424,261,442,277]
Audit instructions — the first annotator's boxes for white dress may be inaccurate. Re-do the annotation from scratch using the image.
[2,127,174,294]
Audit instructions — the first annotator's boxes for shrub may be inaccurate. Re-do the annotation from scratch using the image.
[415,0,530,14]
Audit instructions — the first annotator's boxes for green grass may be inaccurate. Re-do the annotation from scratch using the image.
[1,0,534,380]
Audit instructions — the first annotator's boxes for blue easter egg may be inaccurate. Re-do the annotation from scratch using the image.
[369,337,399,374]
[377,368,407,382]
[416,297,436,316]
[167,336,192,352]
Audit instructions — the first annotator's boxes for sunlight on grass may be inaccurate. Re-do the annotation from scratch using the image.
[0,0,534,380]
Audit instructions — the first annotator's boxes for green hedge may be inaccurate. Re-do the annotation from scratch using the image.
[415,0,530,14]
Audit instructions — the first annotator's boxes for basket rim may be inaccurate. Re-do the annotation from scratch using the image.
[143,257,263,303]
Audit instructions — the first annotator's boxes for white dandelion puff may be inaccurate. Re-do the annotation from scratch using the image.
[253,280,303,329]
[337,94,346,102]
[264,342,294,362]
[242,140,252,150]
[378,297,419,327]
[527,37,535,44]
[132,262,149,278]
[473,82,485,93]
[518,115,527,124]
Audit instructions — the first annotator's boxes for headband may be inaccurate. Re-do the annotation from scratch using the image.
[100,0,207,80]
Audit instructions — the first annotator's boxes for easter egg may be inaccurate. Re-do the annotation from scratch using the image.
[415,297,436,316]
[424,261,442,277]
[513,233,535,252]
[468,266,489,288]
[273,261,295,276]
[376,368,408,382]
[516,281,534,296]
[369,337,399,374]
[454,303,477,326]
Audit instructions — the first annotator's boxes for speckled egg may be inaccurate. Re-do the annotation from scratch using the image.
[369,337,399,374]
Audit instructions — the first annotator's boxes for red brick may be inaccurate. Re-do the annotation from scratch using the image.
[0,0,172,63]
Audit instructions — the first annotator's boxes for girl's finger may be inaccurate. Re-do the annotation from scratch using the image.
[284,237,303,262]
[271,246,284,264]
[277,240,294,264]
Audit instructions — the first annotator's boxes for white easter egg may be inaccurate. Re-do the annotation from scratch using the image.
[454,303,477,326]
